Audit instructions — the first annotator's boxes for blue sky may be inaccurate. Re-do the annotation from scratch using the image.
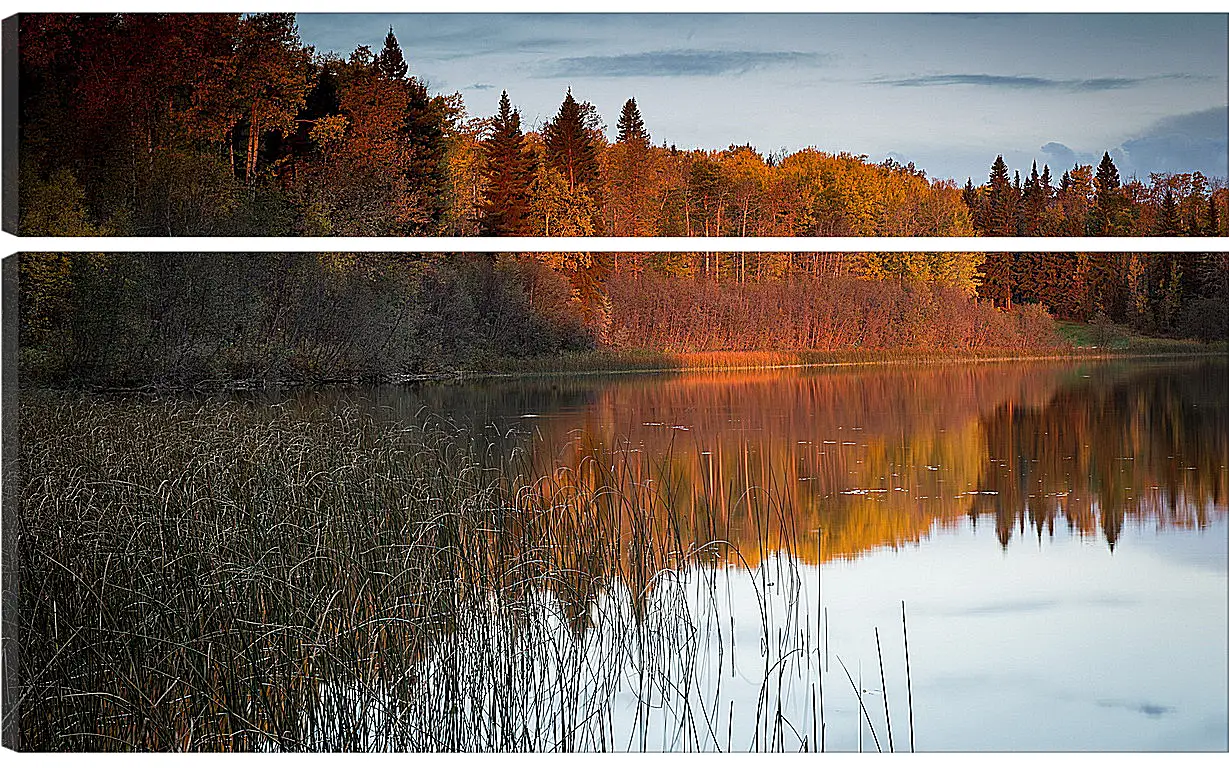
[295,13,1229,184]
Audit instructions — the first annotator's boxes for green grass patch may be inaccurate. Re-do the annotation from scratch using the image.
[1055,321,1226,355]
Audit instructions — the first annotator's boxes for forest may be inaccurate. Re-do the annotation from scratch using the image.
[16,251,1228,390]
[16,13,1229,239]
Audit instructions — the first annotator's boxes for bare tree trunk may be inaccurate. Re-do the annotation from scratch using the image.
[246,109,260,184]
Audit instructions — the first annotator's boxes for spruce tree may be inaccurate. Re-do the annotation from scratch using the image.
[401,75,448,228]
[616,98,649,144]
[1021,160,1044,235]
[1092,151,1121,235]
[1095,151,1120,193]
[978,252,1016,310]
[986,155,1015,236]
[1156,189,1181,236]
[544,88,601,194]
[480,91,536,235]
[963,177,981,230]
[375,26,407,80]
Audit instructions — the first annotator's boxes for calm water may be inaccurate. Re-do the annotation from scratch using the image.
[338,357,1227,751]
[26,358,1226,751]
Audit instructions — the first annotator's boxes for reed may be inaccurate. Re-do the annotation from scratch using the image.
[17,390,914,752]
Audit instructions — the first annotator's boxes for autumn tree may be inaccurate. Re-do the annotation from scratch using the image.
[438,95,488,236]
[602,100,666,242]
[233,13,311,184]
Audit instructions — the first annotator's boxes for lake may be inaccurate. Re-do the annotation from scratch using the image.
[17,357,1228,751]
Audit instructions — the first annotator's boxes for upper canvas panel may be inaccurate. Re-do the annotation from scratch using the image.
[7,12,1228,237]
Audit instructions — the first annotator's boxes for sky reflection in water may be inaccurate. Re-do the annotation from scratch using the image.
[401,358,1228,751]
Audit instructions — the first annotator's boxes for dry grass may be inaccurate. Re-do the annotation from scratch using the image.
[17,391,913,752]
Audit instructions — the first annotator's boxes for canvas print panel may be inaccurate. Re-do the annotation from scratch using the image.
[7,13,1228,237]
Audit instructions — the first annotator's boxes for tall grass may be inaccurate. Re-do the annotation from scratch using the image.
[17,391,911,752]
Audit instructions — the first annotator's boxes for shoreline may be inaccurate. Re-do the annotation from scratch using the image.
[473,347,1229,381]
[33,342,1227,395]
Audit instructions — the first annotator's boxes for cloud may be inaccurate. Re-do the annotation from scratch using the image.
[1035,107,1227,178]
[1037,141,1106,172]
[1117,107,1229,178]
[467,83,495,90]
[538,49,825,78]
[874,73,1199,92]
[1097,699,1174,719]
[1039,141,1086,170]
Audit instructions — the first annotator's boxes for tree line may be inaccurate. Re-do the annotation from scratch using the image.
[21,250,1226,392]
[965,152,1225,237]
[19,13,1226,242]
[977,253,1227,341]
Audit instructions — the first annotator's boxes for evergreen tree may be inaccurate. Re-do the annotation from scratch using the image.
[1095,151,1120,192]
[1020,160,1045,236]
[962,177,981,230]
[544,88,601,195]
[978,252,1016,309]
[1091,151,1121,235]
[1207,195,1221,237]
[480,91,536,235]
[400,76,449,229]
[375,26,408,80]
[986,155,1015,236]
[1156,189,1181,236]
[616,97,649,144]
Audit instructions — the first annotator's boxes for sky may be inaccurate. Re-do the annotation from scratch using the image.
[294,13,1229,184]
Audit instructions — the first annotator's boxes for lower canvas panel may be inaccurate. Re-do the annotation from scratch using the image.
[3,252,1227,751]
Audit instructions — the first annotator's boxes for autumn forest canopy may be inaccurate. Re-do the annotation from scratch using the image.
[16,13,1229,240]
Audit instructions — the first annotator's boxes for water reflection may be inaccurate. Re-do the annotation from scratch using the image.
[379,359,1227,564]
[21,358,1228,751]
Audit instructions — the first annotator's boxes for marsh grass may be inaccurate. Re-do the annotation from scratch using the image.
[17,391,909,752]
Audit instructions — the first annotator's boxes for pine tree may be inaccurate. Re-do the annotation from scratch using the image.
[375,26,408,80]
[544,88,601,195]
[616,98,649,144]
[480,91,536,235]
